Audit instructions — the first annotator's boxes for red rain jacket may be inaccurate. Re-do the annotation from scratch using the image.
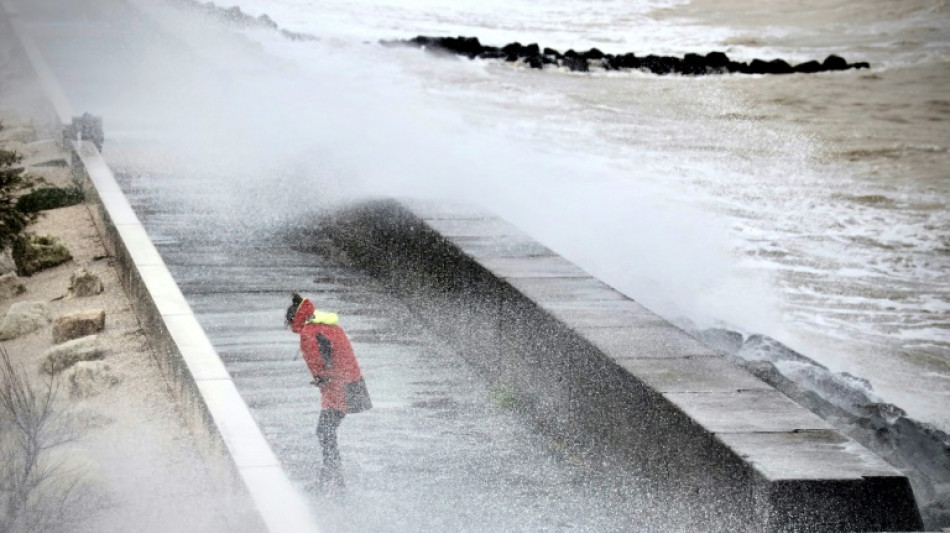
[291,299,370,413]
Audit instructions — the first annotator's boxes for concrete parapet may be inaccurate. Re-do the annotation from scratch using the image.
[70,140,319,533]
[327,197,924,532]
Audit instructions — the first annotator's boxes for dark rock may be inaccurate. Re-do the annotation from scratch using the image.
[641,55,680,75]
[794,60,822,73]
[823,54,849,71]
[768,59,794,74]
[420,36,484,58]
[682,53,708,75]
[561,55,588,72]
[388,34,866,77]
[748,59,769,74]
[727,61,750,74]
[501,42,524,56]
[409,35,434,47]
[614,53,640,69]
[705,51,730,69]
[583,47,605,60]
[479,49,506,60]
[851,61,870,70]
[524,55,544,69]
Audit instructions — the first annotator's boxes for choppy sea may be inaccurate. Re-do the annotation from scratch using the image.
[173,0,950,430]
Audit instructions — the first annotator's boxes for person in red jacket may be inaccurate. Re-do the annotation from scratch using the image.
[285,293,371,490]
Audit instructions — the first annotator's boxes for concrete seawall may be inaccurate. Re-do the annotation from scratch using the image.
[327,197,924,532]
[69,141,320,533]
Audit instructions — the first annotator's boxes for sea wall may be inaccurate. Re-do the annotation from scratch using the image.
[327,197,924,532]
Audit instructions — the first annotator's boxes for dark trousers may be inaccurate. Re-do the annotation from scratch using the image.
[316,409,346,483]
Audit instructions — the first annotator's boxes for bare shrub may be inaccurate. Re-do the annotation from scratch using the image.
[0,345,95,533]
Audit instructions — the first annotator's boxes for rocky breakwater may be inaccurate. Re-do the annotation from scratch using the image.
[385,35,870,75]
[695,328,950,530]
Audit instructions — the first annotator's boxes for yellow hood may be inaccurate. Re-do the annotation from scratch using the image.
[306,310,339,326]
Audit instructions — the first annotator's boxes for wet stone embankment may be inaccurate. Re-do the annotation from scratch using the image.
[385,35,870,75]
[324,198,923,532]
[117,173,691,532]
[696,329,950,530]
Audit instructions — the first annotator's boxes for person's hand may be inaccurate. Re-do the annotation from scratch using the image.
[311,377,330,389]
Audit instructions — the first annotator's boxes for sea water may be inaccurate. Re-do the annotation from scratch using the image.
[177,0,950,430]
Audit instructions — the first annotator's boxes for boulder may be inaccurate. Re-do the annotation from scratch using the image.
[501,42,525,57]
[561,55,589,72]
[0,301,51,340]
[388,34,868,77]
[794,60,822,73]
[0,272,26,300]
[737,334,823,366]
[65,360,124,398]
[823,54,849,71]
[52,309,105,344]
[583,47,605,61]
[524,55,544,69]
[681,53,708,75]
[67,268,103,298]
[0,248,16,275]
[12,234,72,276]
[41,335,103,374]
[696,328,744,355]
[705,51,730,70]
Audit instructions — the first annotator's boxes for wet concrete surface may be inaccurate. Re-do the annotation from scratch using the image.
[119,172,676,532]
